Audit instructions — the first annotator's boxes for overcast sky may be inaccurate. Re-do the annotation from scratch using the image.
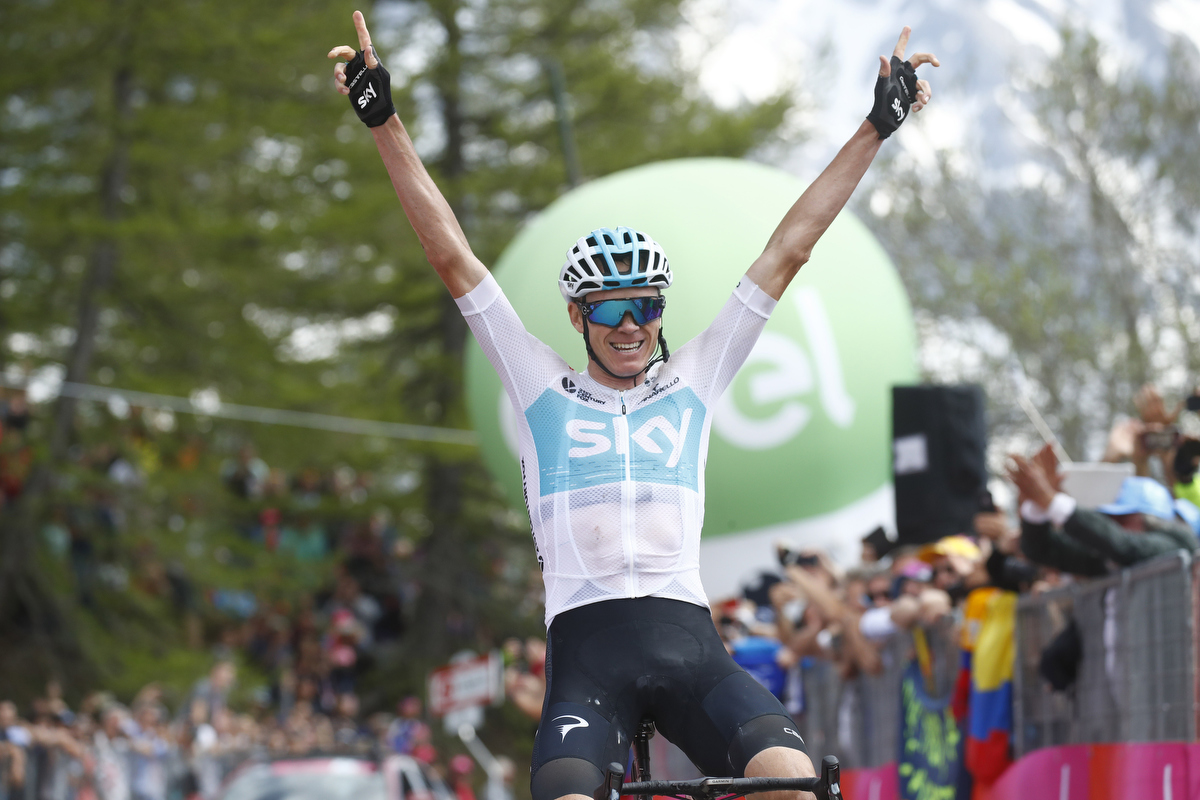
[682,0,1200,175]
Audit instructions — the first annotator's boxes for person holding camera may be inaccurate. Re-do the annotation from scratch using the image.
[1173,437,1200,521]
[1007,445,1196,577]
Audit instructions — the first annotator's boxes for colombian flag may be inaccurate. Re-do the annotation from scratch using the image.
[964,588,1017,789]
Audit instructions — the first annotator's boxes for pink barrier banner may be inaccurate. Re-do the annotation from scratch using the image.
[840,763,899,800]
[842,743,1200,800]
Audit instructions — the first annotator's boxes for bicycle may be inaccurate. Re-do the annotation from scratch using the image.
[593,719,842,800]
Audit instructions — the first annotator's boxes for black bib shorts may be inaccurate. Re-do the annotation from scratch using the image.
[530,597,808,800]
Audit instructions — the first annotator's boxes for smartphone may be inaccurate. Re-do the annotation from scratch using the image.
[1142,428,1179,452]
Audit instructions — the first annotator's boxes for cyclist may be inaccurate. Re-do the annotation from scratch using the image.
[329,14,936,800]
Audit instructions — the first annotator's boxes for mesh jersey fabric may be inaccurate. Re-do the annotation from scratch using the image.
[456,272,777,626]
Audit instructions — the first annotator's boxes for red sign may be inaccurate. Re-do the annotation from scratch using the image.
[427,651,504,716]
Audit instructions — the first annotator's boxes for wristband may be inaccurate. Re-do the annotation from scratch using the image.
[865,56,919,139]
[345,47,396,128]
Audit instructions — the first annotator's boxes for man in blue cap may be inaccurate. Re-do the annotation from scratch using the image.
[1007,445,1196,577]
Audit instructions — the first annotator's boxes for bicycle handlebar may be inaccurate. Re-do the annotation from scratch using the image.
[593,755,841,800]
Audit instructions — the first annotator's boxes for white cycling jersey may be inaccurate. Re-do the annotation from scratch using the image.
[456,272,777,625]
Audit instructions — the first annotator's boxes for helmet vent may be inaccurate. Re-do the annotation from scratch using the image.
[559,226,672,301]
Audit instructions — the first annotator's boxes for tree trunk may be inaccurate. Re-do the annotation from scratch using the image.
[50,66,133,461]
[0,62,133,694]
[413,0,475,659]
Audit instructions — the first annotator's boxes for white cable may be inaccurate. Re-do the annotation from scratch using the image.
[1009,364,1073,464]
[0,376,477,446]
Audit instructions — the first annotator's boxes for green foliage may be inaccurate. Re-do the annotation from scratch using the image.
[860,29,1200,461]
[0,0,794,773]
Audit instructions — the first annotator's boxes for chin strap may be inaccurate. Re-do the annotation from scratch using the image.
[580,317,671,384]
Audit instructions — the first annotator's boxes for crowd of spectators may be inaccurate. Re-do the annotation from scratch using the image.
[0,670,492,800]
[0,380,424,702]
[5,375,1199,797]
[688,383,1200,793]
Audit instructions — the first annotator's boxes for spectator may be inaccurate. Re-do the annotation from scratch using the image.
[220,446,269,500]
[322,573,380,650]
[182,661,236,726]
[91,707,130,800]
[278,515,327,562]
[329,694,367,751]
[449,755,476,800]
[0,388,32,504]
[0,701,29,797]
[1172,437,1200,513]
[918,535,983,605]
[769,556,883,679]
[973,511,1041,594]
[860,526,894,565]
[128,705,169,800]
[1009,445,1197,577]
[501,639,547,722]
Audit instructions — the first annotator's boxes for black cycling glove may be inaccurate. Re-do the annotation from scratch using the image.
[344,47,395,128]
[866,56,919,139]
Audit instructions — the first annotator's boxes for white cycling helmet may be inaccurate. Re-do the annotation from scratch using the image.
[559,226,672,302]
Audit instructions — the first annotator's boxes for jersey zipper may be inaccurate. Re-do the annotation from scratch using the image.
[617,389,635,597]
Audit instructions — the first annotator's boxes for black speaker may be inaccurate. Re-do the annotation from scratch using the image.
[892,385,987,545]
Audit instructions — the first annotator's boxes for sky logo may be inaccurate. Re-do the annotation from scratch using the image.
[527,386,705,496]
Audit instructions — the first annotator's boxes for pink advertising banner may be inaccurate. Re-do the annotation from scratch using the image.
[842,742,1200,800]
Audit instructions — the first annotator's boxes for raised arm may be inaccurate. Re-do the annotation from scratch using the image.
[329,11,488,298]
[746,27,938,300]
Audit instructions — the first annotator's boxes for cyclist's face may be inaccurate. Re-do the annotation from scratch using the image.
[568,286,663,379]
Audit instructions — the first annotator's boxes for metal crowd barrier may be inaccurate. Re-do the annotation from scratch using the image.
[1012,550,1195,756]
[794,617,960,769]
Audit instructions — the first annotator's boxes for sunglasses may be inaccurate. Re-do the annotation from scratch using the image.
[577,296,666,327]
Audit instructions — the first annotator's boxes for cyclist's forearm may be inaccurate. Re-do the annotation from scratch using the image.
[747,121,883,299]
[371,115,488,297]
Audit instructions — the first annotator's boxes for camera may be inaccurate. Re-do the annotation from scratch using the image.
[778,548,820,569]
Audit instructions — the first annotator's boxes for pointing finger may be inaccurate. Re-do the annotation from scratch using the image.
[353,10,377,68]
[878,55,890,77]
[892,26,911,61]
[908,52,941,69]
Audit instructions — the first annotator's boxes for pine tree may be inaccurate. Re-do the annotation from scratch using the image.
[0,0,793,699]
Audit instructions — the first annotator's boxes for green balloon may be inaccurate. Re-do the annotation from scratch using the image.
[465,158,916,553]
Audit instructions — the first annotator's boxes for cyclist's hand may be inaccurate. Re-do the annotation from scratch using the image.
[328,11,396,127]
[867,27,939,138]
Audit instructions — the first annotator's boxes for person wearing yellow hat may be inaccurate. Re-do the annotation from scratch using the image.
[917,535,984,600]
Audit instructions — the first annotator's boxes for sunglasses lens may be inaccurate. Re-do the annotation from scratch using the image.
[584,297,665,326]
[638,297,666,322]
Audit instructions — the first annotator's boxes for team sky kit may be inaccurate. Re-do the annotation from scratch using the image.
[456,230,808,799]
[342,39,923,798]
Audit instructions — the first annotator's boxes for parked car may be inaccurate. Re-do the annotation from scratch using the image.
[217,755,454,800]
